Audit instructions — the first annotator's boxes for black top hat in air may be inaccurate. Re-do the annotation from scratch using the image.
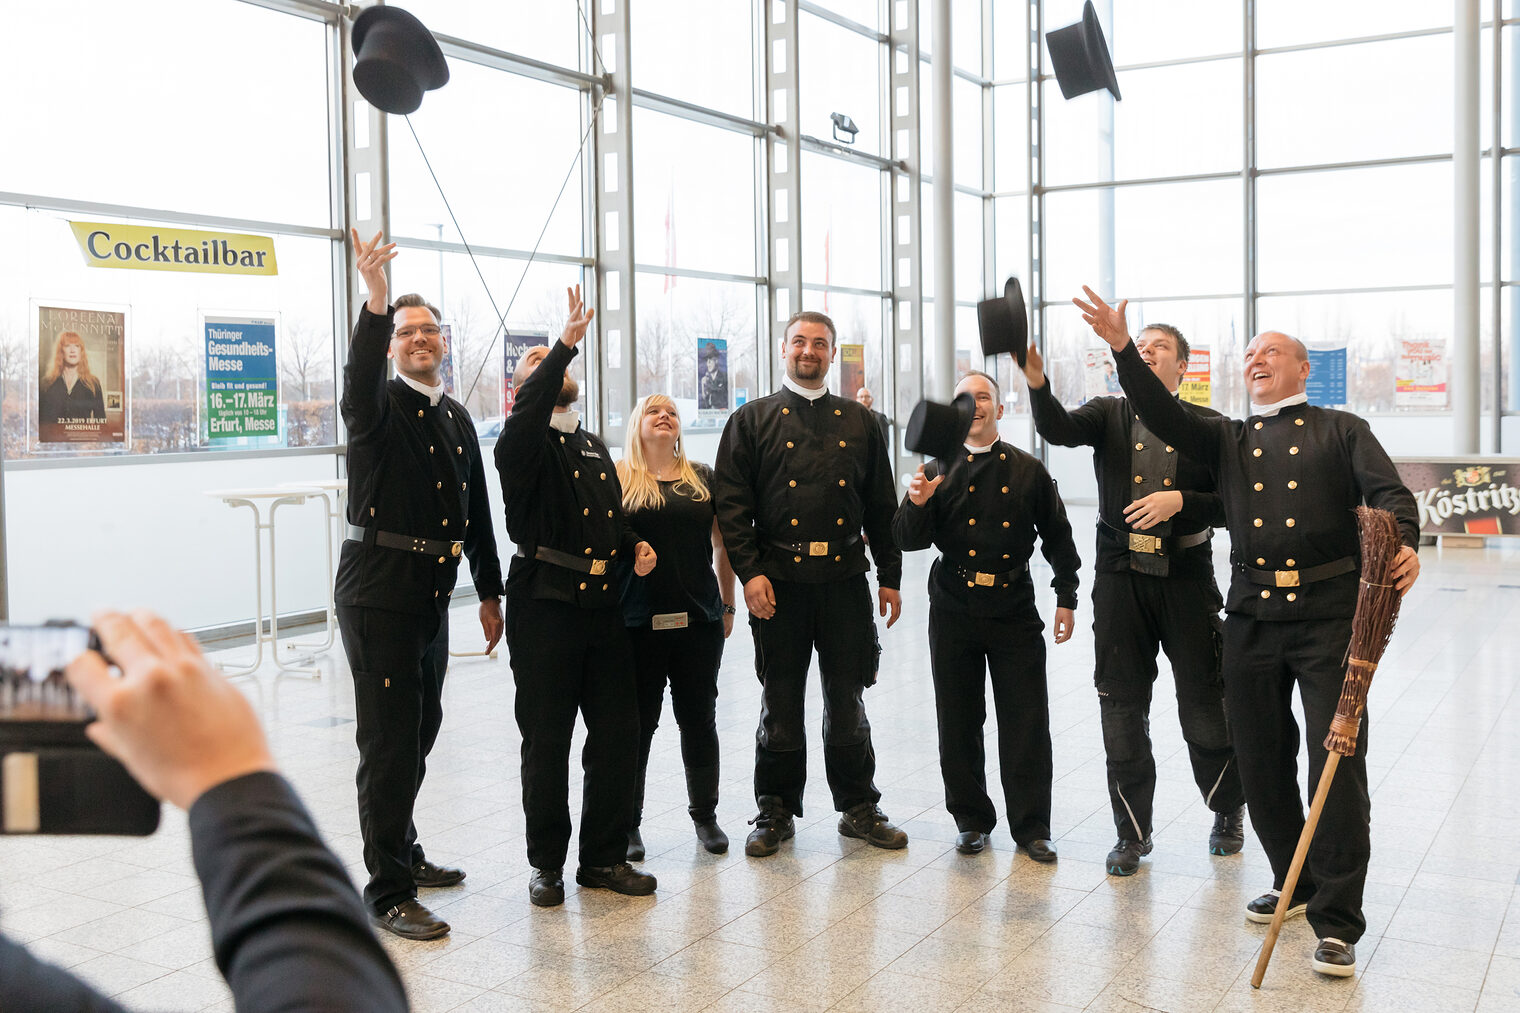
[1045,0,1121,101]
[352,6,450,115]
[977,276,1029,367]
[905,392,976,464]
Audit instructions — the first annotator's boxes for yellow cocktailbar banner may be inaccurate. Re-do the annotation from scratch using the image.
[68,221,279,276]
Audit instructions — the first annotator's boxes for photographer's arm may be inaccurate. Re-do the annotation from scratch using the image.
[65,612,406,1012]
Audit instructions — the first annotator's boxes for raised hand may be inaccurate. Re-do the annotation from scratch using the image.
[1022,342,1047,389]
[1071,285,1131,352]
[907,463,944,506]
[351,228,398,316]
[559,285,595,348]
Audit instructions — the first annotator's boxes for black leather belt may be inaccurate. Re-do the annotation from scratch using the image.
[768,534,862,557]
[952,560,1028,587]
[1239,556,1356,588]
[1099,519,1211,555]
[373,530,462,560]
[517,544,611,576]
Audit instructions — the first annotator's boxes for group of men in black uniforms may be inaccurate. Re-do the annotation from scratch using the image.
[333,228,1420,980]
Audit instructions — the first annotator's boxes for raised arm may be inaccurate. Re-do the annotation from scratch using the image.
[1023,342,1107,448]
[1073,285,1218,461]
[339,228,400,440]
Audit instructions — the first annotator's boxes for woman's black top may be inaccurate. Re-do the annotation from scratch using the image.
[620,463,724,627]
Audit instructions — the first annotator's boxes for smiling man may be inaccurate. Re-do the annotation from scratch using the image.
[1023,324,1245,877]
[714,310,906,857]
[336,229,503,940]
[892,371,1080,862]
[1075,287,1420,980]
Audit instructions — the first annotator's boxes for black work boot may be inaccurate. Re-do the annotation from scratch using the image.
[1209,805,1246,856]
[744,795,794,857]
[686,765,728,854]
[1105,837,1153,876]
[837,802,908,849]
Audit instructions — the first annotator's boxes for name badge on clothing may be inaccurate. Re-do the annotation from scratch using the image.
[651,612,689,630]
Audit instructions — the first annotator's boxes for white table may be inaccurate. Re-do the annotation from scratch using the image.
[204,486,324,679]
[280,478,347,656]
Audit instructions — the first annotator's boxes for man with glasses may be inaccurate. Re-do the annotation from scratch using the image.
[335,229,505,940]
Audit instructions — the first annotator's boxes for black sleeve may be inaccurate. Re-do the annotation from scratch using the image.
[861,407,903,590]
[1112,340,1220,462]
[190,772,407,1013]
[890,462,939,552]
[0,936,129,1012]
[1028,380,1107,449]
[1031,465,1082,611]
[339,304,394,442]
[1176,490,1226,527]
[1345,417,1421,549]
[496,340,577,532]
[714,411,763,584]
[458,406,503,600]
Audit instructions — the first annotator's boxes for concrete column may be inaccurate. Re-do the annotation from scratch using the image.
[931,0,955,398]
[1453,0,1480,452]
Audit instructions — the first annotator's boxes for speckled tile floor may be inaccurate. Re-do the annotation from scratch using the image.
[3,505,1518,1012]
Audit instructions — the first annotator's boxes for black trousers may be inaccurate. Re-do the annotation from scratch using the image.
[751,574,880,816]
[506,597,638,870]
[337,603,448,914]
[630,619,725,824]
[1223,615,1369,943]
[928,601,1052,844]
[1092,570,1243,841]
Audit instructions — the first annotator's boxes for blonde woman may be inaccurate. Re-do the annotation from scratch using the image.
[617,394,737,856]
[39,331,106,425]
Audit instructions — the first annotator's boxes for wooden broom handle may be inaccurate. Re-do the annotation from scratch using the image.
[1251,751,1342,989]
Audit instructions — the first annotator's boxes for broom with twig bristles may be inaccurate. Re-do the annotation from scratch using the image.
[1251,506,1405,988]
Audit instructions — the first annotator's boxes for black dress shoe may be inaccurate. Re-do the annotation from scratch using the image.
[694,819,729,854]
[529,868,565,907]
[412,859,466,888]
[1311,937,1356,977]
[1209,805,1246,856]
[627,828,646,862]
[745,796,795,857]
[955,831,989,855]
[1021,838,1058,863]
[837,803,909,850]
[1245,888,1309,924]
[371,899,449,940]
[576,862,657,896]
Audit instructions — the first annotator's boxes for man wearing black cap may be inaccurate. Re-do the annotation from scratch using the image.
[495,286,659,907]
[1023,324,1246,878]
[893,371,1080,861]
[337,229,503,940]
[1075,287,1420,978]
[714,310,906,857]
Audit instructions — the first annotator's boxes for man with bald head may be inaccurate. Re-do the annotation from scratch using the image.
[495,288,659,907]
[1076,288,1419,979]
[855,386,892,448]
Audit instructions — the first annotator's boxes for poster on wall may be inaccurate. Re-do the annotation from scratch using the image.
[697,337,730,419]
[1395,458,1520,536]
[501,332,548,416]
[1305,346,1347,406]
[34,303,127,446]
[1178,348,1211,407]
[204,315,278,443]
[839,343,865,399]
[1395,339,1447,409]
[1083,348,1122,401]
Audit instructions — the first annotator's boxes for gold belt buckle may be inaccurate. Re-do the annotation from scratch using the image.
[1128,533,1160,554]
[590,559,608,575]
[1275,569,1299,587]
[808,541,829,556]
[974,571,995,587]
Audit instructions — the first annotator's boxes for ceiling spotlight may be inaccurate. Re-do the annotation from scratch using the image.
[830,111,859,145]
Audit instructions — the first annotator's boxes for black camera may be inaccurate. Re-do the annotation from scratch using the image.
[0,622,159,835]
